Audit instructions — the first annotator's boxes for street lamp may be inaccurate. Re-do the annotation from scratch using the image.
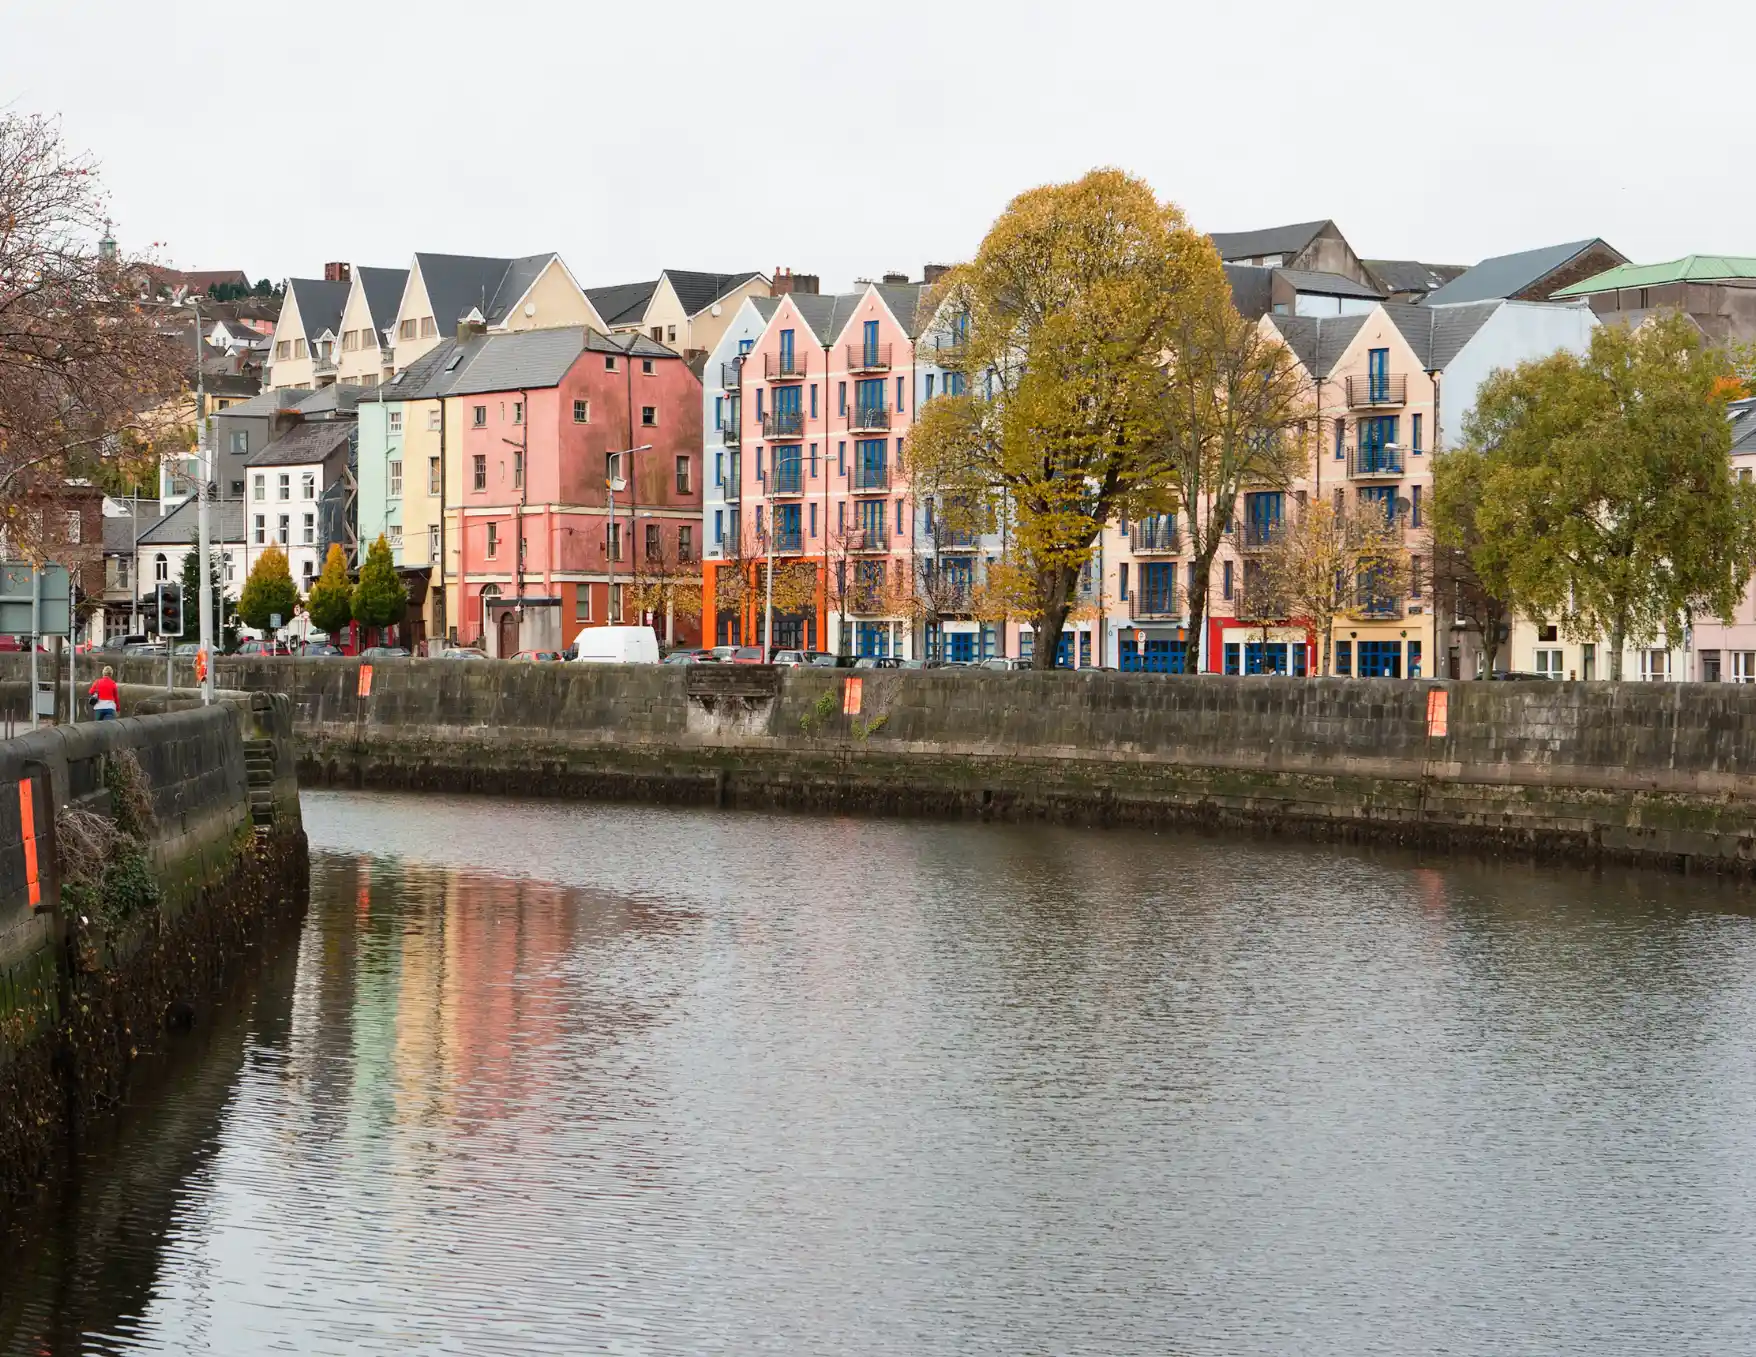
[604,444,650,626]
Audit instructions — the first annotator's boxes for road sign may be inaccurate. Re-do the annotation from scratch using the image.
[0,562,72,636]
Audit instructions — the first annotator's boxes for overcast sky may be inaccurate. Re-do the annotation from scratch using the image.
[3,0,1740,291]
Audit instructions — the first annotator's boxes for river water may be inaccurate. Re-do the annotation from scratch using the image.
[4,790,1756,1355]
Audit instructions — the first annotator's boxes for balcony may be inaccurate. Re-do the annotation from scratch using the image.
[721,358,744,390]
[1351,591,1403,620]
[765,351,807,381]
[1347,444,1405,479]
[720,417,741,447]
[1240,521,1284,551]
[846,342,892,373]
[1234,589,1286,622]
[768,460,804,495]
[1130,520,1179,554]
[939,528,978,549]
[1131,588,1180,620]
[929,336,968,366]
[763,409,804,440]
[849,404,891,433]
[847,527,889,552]
[1346,373,1407,408]
[853,461,891,492]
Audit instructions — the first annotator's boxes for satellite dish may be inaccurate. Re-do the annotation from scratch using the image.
[711,303,722,317]
[524,302,537,317]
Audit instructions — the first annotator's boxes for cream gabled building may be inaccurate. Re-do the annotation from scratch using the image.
[386,252,602,372]
[586,268,772,359]
[332,265,409,388]
[265,276,350,391]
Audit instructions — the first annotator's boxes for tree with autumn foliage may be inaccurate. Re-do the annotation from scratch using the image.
[237,544,300,633]
[1467,313,1756,679]
[1255,496,1409,677]
[305,543,355,637]
[0,112,188,554]
[908,169,1227,668]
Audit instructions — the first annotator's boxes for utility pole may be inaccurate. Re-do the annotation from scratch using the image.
[605,444,651,627]
[192,296,214,704]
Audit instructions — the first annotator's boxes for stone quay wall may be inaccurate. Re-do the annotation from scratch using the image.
[0,692,305,1198]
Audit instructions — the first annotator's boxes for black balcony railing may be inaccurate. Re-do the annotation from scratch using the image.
[721,359,744,390]
[763,409,804,439]
[931,336,968,364]
[848,527,889,551]
[1240,521,1283,550]
[853,461,890,491]
[721,419,741,446]
[1132,588,1179,620]
[1130,520,1178,553]
[1346,373,1407,408]
[846,342,892,372]
[1347,444,1404,478]
[850,404,891,432]
[765,351,807,380]
[940,528,978,549]
[769,460,803,495]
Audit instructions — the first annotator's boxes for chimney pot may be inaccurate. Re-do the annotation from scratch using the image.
[923,263,951,286]
[324,261,351,283]
[882,271,908,285]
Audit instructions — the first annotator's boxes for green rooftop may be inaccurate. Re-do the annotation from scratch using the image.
[1552,254,1756,297]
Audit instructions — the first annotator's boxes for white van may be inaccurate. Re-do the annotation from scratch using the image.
[571,625,661,664]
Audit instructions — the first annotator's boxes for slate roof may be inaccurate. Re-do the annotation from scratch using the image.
[664,269,766,317]
[1363,259,1466,295]
[874,283,928,336]
[355,266,409,334]
[1209,221,1331,262]
[1426,240,1617,306]
[1552,254,1756,297]
[1224,265,1274,319]
[137,498,246,546]
[362,340,465,402]
[244,420,354,469]
[218,386,317,418]
[103,504,163,553]
[413,251,564,333]
[586,279,659,327]
[1264,314,1368,378]
[1730,398,1756,456]
[290,383,367,418]
[1381,301,1502,371]
[1279,268,1384,300]
[285,277,350,343]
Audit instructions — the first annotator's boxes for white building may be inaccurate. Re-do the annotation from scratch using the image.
[700,295,778,645]
[243,420,354,594]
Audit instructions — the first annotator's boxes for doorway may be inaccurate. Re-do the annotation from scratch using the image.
[497,610,519,658]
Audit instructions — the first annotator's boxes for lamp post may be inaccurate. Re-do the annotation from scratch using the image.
[191,295,214,704]
[604,444,651,626]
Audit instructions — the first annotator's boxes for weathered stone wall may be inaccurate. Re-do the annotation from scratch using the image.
[16,654,1756,871]
[0,695,305,1199]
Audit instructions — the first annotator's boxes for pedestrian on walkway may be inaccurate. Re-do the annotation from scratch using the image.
[90,666,119,721]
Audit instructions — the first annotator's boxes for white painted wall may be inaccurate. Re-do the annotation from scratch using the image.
[1437,301,1597,449]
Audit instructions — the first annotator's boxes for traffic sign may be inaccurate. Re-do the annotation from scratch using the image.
[0,562,72,636]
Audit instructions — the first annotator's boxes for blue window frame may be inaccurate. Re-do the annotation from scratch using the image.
[896,499,904,534]
[779,328,795,370]
[1359,485,1396,524]
[1334,640,1352,676]
[838,501,845,531]
[1408,641,1423,678]
[895,437,904,470]
[1411,412,1423,454]
[1223,560,1234,601]
[1224,642,1241,675]
[809,502,817,537]
[1139,562,1177,615]
[737,338,753,355]
[1245,490,1283,545]
[925,373,935,400]
[756,447,764,479]
[1357,640,1401,678]
[855,439,887,489]
[945,371,965,397]
[809,443,818,477]
[714,395,722,428]
[775,384,801,418]
[856,622,890,657]
[1118,562,1129,601]
[772,447,802,493]
[1120,638,1188,673]
[1411,484,1422,528]
[863,319,879,360]
[756,388,764,420]
[1368,348,1389,402]
[1335,418,1345,460]
[714,451,723,486]
[838,381,847,415]
[896,376,905,412]
[855,378,885,416]
[838,441,846,474]
[947,631,975,663]
[810,384,818,419]
[856,498,886,541]
[714,509,723,543]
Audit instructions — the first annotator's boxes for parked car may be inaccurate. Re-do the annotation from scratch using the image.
[234,639,292,657]
[771,649,810,668]
[806,652,840,667]
[852,656,900,669]
[726,646,767,665]
[709,645,741,662]
[359,645,411,659]
[978,657,1032,671]
[300,642,344,657]
[173,642,200,657]
[0,635,20,652]
[1490,670,1554,681]
[572,625,661,665]
[662,649,716,664]
[436,647,489,661]
[512,649,565,663]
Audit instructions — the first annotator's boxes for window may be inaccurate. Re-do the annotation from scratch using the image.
[155,553,169,582]
[1734,652,1756,684]
[277,515,289,545]
[574,398,590,423]
[713,509,726,544]
[513,401,523,424]
[1582,644,1596,682]
[472,454,486,490]
[612,583,625,622]
[278,473,291,500]
[676,456,691,494]
[428,457,441,494]
[1222,559,1234,600]
[399,319,417,341]
[389,460,403,497]
[1411,484,1422,527]
[601,355,617,373]
[1410,555,1423,598]
[642,406,656,426]
[1538,623,1558,643]
[230,430,249,454]
[641,358,654,375]
[252,474,265,502]
[253,515,265,545]
[1334,418,1345,460]
[419,317,437,338]
[362,373,378,388]
[389,411,403,434]
[302,513,315,545]
[276,341,291,360]
[301,472,315,500]
[645,523,661,561]
[1411,412,1423,454]
[512,451,523,490]
[575,585,592,621]
[1119,562,1130,601]
[679,526,693,561]
[116,556,130,588]
[896,376,905,412]
[486,523,499,557]
[1334,640,1352,676]
[607,521,623,561]
[667,326,676,343]
[756,388,764,420]
[293,339,307,359]
[896,499,904,534]
[472,405,487,428]
[756,447,764,479]
[838,501,845,532]
[1535,648,1564,678]
[810,384,818,419]
[1641,649,1670,682]
[424,524,437,563]
[925,373,935,401]
[809,502,817,538]
[838,441,846,475]
[387,524,403,549]
[230,480,244,498]
[838,381,847,415]
[428,408,442,432]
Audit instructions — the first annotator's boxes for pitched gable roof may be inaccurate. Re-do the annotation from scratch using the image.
[1381,301,1502,371]
[1278,268,1384,300]
[1552,254,1756,297]
[1730,398,1756,456]
[1224,264,1274,320]
[284,278,350,343]
[1264,313,1369,378]
[216,386,318,418]
[413,251,568,334]
[137,498,246,546]
[586,279,659,327]
[1426,240,1617,306]
[1363,259,1466,295]
[244,420,354,469]
[1209,220,1331,262]
[355,266,409,334]
[873,283,928,337]
[663,269,767,317]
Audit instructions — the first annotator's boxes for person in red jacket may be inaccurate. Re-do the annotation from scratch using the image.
[90,666,119,720]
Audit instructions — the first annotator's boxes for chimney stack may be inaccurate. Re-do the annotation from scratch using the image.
[324,261,351,283]
[922,263,951,286]
[457,318,487,342]
[772,267,819,296]
[882,271,909,285]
